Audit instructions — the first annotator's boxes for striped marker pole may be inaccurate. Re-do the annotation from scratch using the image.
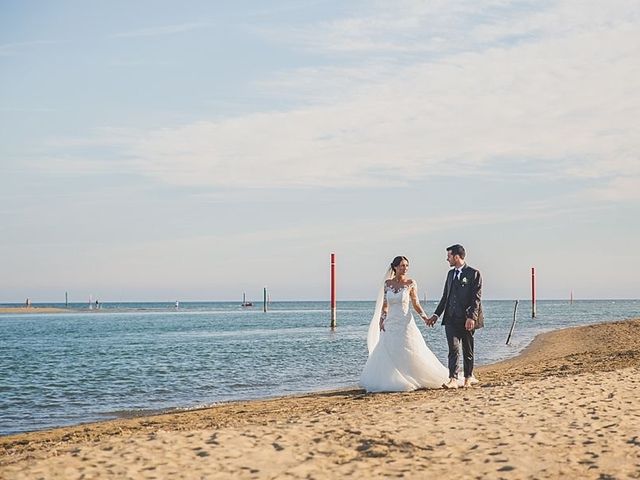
[531,267,536,318]
[330,253,336,329]
[263,287,268,313]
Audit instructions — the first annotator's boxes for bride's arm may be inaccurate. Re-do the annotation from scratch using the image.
[379,282,390,331]
[379,298,388,331]
[409,282,429,322]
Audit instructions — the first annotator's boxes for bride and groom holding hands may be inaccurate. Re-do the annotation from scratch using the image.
[360,244,483,392]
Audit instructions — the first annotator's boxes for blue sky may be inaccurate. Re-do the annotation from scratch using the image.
[1,0,639,302]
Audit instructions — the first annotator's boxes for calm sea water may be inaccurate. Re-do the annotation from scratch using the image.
[1,299,638,436]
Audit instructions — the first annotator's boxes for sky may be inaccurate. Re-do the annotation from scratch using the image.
[1,0,639,303]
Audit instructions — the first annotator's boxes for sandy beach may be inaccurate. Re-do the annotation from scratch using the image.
[2,319,639,479]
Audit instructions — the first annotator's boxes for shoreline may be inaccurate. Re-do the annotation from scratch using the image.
[2,318,640,478]
[3,317,637,438]
[0,321,551,438]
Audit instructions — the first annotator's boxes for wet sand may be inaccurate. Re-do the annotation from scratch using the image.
[2,319,639,479]
[0,307,70,314]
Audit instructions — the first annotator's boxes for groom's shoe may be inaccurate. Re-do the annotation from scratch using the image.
[464,376,480,388]
[443,378,458,389]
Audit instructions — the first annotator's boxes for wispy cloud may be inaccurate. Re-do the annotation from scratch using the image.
[38,1,640,196]
[260,0,640,56]
[0,107,55,113]
[586,176,640,201]
[256,0,548,55]
[0,40,61,56]
[111,22,211,38]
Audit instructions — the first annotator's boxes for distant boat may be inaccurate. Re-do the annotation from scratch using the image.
[241,292,253,307]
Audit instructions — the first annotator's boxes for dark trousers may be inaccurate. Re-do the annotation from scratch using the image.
[445,321,475,379]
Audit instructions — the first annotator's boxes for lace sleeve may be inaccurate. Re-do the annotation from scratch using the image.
[367,267,395,353]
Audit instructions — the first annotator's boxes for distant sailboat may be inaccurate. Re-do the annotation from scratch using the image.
[241,292,253,307]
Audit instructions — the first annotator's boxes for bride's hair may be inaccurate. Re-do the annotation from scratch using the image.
[390,256,409,275]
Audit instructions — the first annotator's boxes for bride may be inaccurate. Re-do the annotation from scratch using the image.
[360,256,449,392]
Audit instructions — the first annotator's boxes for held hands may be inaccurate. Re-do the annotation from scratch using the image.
[425,314,438,327]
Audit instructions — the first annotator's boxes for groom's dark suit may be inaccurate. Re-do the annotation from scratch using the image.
[434,265,483,379]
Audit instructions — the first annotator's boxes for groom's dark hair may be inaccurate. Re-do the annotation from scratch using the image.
[447,244,466,259]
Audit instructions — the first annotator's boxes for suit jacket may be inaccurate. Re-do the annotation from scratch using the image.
[434,265,484,329]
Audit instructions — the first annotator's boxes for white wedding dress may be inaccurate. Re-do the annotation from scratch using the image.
[360,283,449,392]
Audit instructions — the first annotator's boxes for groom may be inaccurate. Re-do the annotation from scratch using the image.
[427,244,483,389]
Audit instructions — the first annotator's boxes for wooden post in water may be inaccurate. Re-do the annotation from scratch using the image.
[263,286,268,313]
[506,300,519,345]
[531,267,536,318]
[65,291,68,308]
[330,253,336,329]
[570,290,573,305]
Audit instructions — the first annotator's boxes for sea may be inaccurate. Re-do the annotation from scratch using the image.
[1,299,638,436]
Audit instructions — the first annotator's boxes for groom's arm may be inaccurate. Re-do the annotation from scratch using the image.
[465,269,483,321]
[432,275,449,321]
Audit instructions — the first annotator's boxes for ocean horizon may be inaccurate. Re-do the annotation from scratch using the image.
[2,299,639,436]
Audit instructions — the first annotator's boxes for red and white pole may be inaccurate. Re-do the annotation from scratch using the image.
[330,253,336,329]
[531,267,536,318]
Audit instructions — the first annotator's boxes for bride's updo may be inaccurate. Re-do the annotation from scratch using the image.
[390,256,409,275]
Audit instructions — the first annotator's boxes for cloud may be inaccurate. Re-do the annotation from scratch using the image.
[255,0,521,55]
[587,176,640,201]
[0,107,55,112]
[111,22,210,38]
[0,40,61,56]
[133,28,640,189]
[39,0,640,195]
[256,0,640,56]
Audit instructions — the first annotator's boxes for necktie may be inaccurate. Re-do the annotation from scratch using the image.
[454,269,460,280]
